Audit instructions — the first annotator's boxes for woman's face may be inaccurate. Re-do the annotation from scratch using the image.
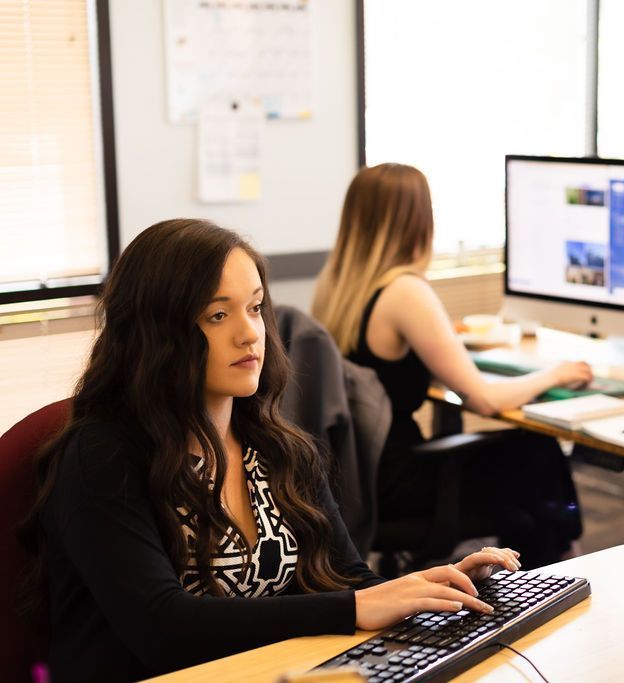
[197,247,266,406]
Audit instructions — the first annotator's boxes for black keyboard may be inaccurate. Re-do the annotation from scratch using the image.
[317,570,591,682]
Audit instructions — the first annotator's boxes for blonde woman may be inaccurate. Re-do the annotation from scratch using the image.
[313,163,592,568]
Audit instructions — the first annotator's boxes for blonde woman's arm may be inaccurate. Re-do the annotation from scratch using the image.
[375,276,592,416]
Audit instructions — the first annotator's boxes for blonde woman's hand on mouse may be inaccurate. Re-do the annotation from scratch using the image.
[552,360,593,389]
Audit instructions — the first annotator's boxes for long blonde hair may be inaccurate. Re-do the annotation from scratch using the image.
[312,163,434,354]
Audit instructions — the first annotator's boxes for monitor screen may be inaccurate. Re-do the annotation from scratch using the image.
[506,155,624,310]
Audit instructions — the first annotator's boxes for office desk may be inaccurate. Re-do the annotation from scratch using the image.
[428,328,624,461]
[143,545,622,683]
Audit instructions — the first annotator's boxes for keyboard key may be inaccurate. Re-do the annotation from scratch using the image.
[421,636,441,646]
[407,633,428,644]
[408,650,428,660]
[346,648,364,659]
[437,634,462,647]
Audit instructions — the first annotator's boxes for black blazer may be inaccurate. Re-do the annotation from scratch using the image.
[43,420,384,683]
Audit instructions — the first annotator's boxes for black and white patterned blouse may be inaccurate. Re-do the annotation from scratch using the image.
[176,447,298,598]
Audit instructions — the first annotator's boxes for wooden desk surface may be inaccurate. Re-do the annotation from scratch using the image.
[143,545,623,683]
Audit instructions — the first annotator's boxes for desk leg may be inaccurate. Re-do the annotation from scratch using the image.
[431,402,464,438]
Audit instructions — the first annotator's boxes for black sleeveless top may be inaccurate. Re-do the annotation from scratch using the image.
[348,286,431,444]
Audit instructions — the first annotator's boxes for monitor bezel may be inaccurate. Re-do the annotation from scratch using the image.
[504,153,624,313]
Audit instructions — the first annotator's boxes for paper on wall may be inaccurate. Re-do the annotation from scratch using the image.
[164,0,313,123]
[197,98,263,203]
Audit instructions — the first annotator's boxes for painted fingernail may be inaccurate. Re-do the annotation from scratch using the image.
[452,601,463,611]
[472,587,479,597]
[479,601,494,613]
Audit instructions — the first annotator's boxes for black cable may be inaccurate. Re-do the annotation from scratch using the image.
[496,642,550,683]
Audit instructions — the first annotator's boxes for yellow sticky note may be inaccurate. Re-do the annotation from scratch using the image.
[239,172,260,200]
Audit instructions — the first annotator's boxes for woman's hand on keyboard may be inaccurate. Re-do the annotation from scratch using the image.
[354,565,494,631]
[454,546,521,581]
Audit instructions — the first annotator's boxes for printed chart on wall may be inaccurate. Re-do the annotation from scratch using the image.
[164,0,313,123]
[197,98,263,203]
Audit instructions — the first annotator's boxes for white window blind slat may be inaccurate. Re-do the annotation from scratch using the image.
[0,0,108,294]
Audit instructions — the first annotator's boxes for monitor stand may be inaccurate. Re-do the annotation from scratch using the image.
[501,294,624,340]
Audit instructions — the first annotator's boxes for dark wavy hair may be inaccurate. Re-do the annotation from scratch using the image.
[22,218,350,615]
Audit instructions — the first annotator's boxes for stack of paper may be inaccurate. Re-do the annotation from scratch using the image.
[522,394,624,431]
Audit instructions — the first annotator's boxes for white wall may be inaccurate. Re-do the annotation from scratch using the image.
[108,0,358,258]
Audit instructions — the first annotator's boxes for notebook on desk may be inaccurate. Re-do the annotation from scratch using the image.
[521,394,624,430]
[581,414,624,447]
[470,349,624,399]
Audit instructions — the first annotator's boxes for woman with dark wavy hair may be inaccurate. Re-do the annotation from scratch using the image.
[23,219,519,682]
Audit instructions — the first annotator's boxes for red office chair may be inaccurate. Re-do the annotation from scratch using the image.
[0,399,72,683]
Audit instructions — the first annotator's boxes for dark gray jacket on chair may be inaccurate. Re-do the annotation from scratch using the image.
[275,305,392,556]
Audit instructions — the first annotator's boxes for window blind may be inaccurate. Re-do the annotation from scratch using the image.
[0,0,107,293]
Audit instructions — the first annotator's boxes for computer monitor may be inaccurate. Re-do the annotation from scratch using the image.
[503,154,624,338]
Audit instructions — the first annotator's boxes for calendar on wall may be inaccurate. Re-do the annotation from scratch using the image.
[164,0,313,124]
